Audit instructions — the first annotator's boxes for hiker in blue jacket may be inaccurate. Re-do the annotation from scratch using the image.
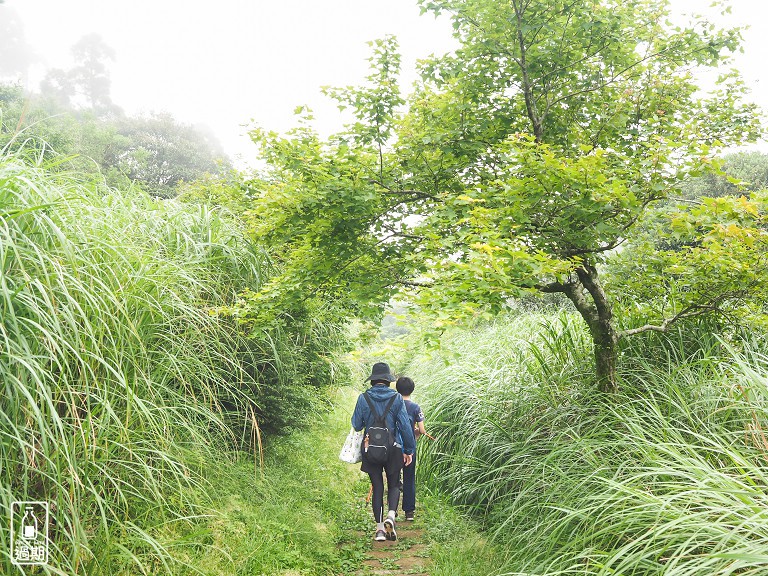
[351,362,416,542]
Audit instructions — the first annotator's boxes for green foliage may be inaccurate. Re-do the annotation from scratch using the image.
[399,0,761,333]
[323,35,404,149]
[239,296,353,435]
[0,84,82,160]
[3,32,231,195]
[110,112,229,198]
[680,151,768,200]
[177,170,260,215]
[607,191,768,334]
[248,0,762,390]
[164,389,365,575]
[403,314,768,575]
[0,151,319,573]
[0,82,231,196]
[407,136,680,312]
[176,170,355,435]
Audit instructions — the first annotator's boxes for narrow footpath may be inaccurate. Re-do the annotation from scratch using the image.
[207,386,505,576]
[334,462,434,575]
[360,524,431,575]
[330,386,505,576]
[335,459,504,576]
[352,509,431,575]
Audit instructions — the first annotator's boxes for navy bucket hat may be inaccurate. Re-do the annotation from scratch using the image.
[366,362,395,383]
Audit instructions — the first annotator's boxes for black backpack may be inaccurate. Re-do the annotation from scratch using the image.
[363,391,397,465]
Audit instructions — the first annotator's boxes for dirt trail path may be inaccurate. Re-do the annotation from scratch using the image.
[331,389,505,575]
[354,520,431,576]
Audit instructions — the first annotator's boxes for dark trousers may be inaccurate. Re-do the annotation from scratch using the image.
[402,450,416,512]
[363,447,403,523]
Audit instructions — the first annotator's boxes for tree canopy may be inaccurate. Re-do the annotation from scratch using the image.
[41,34,118,114]
[246,0,764,392]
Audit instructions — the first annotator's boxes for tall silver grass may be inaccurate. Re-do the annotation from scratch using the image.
[0,153,267,574]
[408,315,768,575]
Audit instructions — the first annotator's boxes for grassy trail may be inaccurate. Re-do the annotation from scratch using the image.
[190,386,506,576]
[354,519,431,575]
[330,388,505,576]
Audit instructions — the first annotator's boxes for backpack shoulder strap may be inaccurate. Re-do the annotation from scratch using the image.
[363,391,397,425]
[363,391,381,423]
[382,394,397,417]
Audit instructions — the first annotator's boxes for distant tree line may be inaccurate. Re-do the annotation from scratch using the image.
[678,151,768,200]
[0,31,230,197]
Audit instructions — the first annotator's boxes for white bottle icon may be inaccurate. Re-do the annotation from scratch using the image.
[21,506,38,541]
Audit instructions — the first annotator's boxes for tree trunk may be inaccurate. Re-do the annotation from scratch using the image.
[593,330,619,394]
[559,264,620,393]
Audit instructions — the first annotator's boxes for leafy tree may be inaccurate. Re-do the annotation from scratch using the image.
[68,33,117,112]
[40,34,118,115]
[248,0,762,392]
[679,151,768,200]
[110,113,229,197]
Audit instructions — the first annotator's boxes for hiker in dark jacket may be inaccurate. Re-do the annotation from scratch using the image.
[396,376,427,522]
[351,362,416,542]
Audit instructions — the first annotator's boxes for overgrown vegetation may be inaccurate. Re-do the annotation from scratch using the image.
[77,385,507,576]
[0,151,346,573]
[394,313,768,575]
[3,0,768,573]
[0,82,229,198]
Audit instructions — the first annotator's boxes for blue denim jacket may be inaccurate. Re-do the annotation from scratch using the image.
[351,385,416,456]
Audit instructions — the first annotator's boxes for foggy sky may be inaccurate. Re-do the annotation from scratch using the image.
[2,0,766,166]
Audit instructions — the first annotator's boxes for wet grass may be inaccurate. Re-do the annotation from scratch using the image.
[403,315,768,575]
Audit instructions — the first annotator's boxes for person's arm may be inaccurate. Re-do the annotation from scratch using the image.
[396,397,416,456]
[351,394,366,432]
[413,404,425,439]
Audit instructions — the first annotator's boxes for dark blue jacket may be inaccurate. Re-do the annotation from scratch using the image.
[351,385,416,456]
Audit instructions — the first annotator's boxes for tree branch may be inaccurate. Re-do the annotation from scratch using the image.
[536,280,567,294]
[379,222,426,241]
[618,288,756,340]
[393,278,434,288]
[368,178,439,202]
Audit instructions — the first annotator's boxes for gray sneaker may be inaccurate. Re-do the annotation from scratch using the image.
[374,529,386,541]
[384,516,397,541]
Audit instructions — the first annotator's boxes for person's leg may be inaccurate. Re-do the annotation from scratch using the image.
[384,452,404,514]
[382,449,404,540]
[368,468,387,541]
[368,470,385,523]
[402,451,416,514]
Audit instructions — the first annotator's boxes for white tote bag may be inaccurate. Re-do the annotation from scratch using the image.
[339,427,364,464]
